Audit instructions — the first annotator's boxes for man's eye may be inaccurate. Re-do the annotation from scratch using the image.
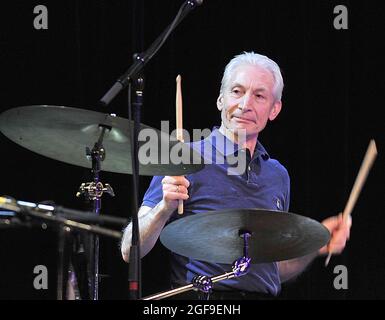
[231,89,242,95]
[256,94,265,100]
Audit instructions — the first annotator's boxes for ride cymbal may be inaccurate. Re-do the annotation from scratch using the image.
[0,105,204,176]
[160,208,330,264]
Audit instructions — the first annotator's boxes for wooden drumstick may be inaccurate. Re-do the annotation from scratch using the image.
[325,139,378,266]
[176,75,184,214]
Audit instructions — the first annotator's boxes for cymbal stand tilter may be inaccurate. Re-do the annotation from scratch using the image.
[142,231,252,300]
[74,125,115,300]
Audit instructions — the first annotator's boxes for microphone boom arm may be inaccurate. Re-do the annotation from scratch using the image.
[99,0,202,106]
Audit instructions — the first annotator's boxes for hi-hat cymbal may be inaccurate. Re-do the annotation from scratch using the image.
[0,105,204,176]
[160,209,330,264]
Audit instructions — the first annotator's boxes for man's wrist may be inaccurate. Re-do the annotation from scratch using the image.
[157,200,176,218]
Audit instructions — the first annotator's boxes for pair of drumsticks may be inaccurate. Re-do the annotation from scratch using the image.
[175,75,378,263]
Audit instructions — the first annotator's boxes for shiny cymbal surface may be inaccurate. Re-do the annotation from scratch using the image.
[160,209,330,264]
[0,105,204,175]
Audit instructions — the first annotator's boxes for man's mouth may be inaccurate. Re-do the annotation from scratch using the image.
[232,115,255,123]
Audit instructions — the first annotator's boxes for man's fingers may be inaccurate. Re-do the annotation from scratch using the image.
[327,228,350,254]
[320,213,352,256]
[163,184,188,194]
[161,176,190,209]
[163,192,189,201]
[161,176,190,188]
[327,242,346,254]
[340,217,352,240]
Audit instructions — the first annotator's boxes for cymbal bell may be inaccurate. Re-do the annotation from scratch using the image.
[0,105,204,176]
[160,209,330,264]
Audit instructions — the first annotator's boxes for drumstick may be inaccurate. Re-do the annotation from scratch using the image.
[325,139,377,266]
[176,75,184,214]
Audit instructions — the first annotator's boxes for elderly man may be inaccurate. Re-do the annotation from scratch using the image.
[121,52,351,299]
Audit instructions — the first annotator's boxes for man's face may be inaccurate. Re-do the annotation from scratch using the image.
[217,64,282,138]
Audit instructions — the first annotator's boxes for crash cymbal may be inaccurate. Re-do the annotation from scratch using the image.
[160,209,330,264]
[0,105,204,176]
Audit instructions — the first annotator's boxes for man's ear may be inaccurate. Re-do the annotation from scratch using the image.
[217,94,224,111]
[269,100,282,121]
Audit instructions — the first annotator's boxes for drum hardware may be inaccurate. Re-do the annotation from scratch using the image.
[0,195,125,299]
[0,105,203,299]
[0,106,204,176]
[76,124,115,300]
[160,209,330,264]
[0,196,124,238]
[140,208,330,300]
[142,232,252,300]
[76,182,115,200]
[0,0,218,301]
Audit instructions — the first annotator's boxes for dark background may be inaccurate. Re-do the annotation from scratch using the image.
[0,0,384,300]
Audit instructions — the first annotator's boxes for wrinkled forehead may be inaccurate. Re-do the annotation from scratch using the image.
[227,64,275,91]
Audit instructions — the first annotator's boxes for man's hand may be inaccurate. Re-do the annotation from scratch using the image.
[319,213,352,256]
[161,176,190,212]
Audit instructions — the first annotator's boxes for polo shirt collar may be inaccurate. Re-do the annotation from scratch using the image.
[206,127,270,160]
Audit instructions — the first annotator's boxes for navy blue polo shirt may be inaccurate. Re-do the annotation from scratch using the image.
[142,128,290,295]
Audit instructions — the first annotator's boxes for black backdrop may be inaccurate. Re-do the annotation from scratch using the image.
[0,0,384,300]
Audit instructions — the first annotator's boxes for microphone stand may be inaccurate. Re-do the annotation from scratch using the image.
[126,75,144,299]
[99,0,202,107]
[98,0,202,300]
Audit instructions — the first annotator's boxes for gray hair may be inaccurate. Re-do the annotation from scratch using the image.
[220,51,284,101]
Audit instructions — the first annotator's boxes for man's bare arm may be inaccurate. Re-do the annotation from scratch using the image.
[278,253,317,283]
[121,201,173,261]
[121,176,190,262]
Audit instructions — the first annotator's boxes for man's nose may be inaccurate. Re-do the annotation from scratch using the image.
[238,93,253,111]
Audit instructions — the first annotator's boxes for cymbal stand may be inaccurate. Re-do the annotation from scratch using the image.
[76,126,115,300]
[142,232,252,300]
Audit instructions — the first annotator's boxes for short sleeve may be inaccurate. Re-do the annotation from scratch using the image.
[141,175,164,208]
